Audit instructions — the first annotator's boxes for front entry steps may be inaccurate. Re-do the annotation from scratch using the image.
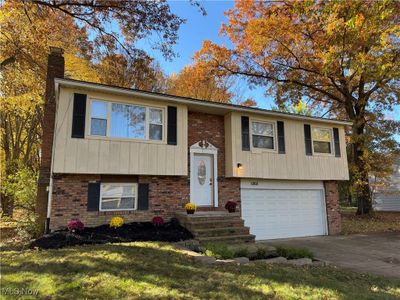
[175,211,255,244]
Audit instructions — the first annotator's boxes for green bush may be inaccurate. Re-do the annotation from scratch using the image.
[276,245,314,260]
[1,166,40,240]
[204,243,234,259]
[253,247,268,260]
[234,247,249,258]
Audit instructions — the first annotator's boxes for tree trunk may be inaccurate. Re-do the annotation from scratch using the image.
[0,192,14,217]
[352,120,372,215]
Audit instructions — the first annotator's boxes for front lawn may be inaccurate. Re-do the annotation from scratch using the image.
[341,209,400,235]
[1,242,399,299]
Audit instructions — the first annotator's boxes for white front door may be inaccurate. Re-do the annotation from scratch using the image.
[192,154,213,206]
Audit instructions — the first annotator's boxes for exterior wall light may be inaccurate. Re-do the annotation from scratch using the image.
[237,163,243,169]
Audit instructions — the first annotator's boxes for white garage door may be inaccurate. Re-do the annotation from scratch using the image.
[241,180,327,240]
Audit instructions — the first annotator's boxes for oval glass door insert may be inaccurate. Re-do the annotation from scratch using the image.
[197,160,206,185]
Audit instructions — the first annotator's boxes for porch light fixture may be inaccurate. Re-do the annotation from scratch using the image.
[237,163,243,169]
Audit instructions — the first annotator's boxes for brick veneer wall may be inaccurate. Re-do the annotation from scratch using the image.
[187,111,241,210]
[324,181,342,235]
[50,175,189,229]
[49,111,241,230]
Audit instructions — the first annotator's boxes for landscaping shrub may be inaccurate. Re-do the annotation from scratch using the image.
[234,247,249,258]
[1,166,41,240]
[204,243,234,259]
[253,247,269,260]
[276,245,314,259]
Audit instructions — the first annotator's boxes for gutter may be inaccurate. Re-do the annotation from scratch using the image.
[54,78,353,126]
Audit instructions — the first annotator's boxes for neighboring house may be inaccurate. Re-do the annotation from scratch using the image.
[38,48,350,240]
[373,159,400,211]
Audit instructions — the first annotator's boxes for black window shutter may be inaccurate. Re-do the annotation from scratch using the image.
[167,106,177,145]
[241,116,250,151]
[304,124,313,156]
[137,183,149,210]
[87,182,100,211]
[71,93,87,138]
[333,128,341,157]
[277,121,285,154]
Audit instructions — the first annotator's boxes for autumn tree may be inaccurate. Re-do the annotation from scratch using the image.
[168,62,233,102]
[96,52,169,92]
[0,0,188,217]
[0,1,99,216]
[196,0,400,214]
[168,61,257,106]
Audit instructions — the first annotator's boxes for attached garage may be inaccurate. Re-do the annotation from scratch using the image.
[241,180,328,240]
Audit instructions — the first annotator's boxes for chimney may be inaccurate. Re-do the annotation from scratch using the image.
[36,47,65,233]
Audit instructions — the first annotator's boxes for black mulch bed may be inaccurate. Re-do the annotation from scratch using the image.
[30,219,193,249]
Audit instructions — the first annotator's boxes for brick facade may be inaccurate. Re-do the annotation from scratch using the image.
[49,111,241,230]
[188,112,241,211]
[324,181,342,235]
[50,174,189,229]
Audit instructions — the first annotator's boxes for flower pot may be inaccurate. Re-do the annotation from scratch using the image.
[227,208,236,213]
[186,209,195,214]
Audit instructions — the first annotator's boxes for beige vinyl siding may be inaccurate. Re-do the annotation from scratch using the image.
[226,112,349,180]
[52,88,188,175]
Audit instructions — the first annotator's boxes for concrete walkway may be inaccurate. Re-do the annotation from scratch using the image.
[260,232,400,278]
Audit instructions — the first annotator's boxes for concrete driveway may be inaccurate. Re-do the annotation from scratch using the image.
[261,232,400,278]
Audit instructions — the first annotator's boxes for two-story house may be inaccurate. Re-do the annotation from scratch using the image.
[37,48,350,240]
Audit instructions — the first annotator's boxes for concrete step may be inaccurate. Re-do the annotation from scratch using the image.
[198,234,256,244]
[176,212,241,222]
[182,219,246,231]
[191,226,251,237]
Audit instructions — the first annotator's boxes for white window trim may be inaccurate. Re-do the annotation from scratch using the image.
[311,126,334,156]
[87,98,166,143]
[99,182,138,212]
[250,119,277,153]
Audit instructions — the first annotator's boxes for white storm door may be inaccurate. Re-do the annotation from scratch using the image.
[192,154,213,206]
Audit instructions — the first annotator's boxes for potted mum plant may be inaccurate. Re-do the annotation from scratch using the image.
[185,203,196,214]
[109,216,124,229]
[67,219,84,233]
[225,201,237,213]
[152,216,164,227]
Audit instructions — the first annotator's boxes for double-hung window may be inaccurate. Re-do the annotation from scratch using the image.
[149,108,163,140]
[251,121,275,149]
[90,101,108,136]
[89,100,163,141]
[100,183,137,211]
[312,127,332,154]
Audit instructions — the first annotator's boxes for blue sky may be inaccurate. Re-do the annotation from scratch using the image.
[137,1,399,123]
[137,1,272,109]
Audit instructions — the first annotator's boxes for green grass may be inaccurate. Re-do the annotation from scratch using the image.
[1,242,399,299]
[275,245,314,260]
